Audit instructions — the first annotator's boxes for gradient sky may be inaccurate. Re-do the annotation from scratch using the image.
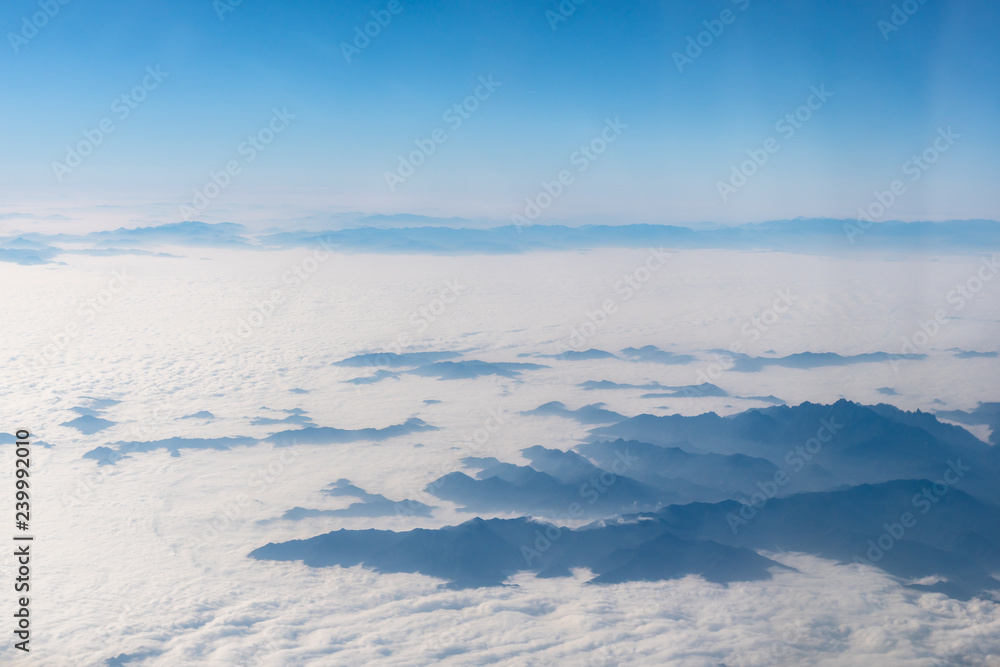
[2,0,998,229]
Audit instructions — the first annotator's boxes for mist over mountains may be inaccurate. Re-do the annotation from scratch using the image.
[252,400,1000,600]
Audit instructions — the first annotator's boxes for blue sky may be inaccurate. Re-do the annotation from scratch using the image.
[2,0,998,227]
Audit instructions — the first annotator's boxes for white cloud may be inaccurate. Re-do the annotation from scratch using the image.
[1,247,997,665]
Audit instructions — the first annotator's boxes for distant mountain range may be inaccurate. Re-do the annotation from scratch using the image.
[2,219,998,263]
[252,400,1000,599]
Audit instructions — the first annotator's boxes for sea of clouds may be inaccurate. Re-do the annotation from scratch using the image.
[1,244,998,665]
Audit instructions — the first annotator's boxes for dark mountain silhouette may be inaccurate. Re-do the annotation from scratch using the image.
[654,480,1000,600]
[536,349,618,360]
[621,345,697,365]
[408,360,547,380]
[723,351,925,372]
[251,400,1000,598]
[264,418,437,445]
[252,479,1000,598]
[281,479,433,520]
[332,351,460,368]
[589,400,1000,505]
[61,414,115,435]
[180,411,215,419]
[519,401,625,424]
[251,516,783,589]
[576,439,795,502]
[84,418,436,464]
[641,383,729,398]
[84,436,257,465]
[578,380,727,397]
[936,403,1000,445]
[345,369,399,385]
[427,454,670,516]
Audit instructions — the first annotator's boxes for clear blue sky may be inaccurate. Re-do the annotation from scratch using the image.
[2,0,998,227]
